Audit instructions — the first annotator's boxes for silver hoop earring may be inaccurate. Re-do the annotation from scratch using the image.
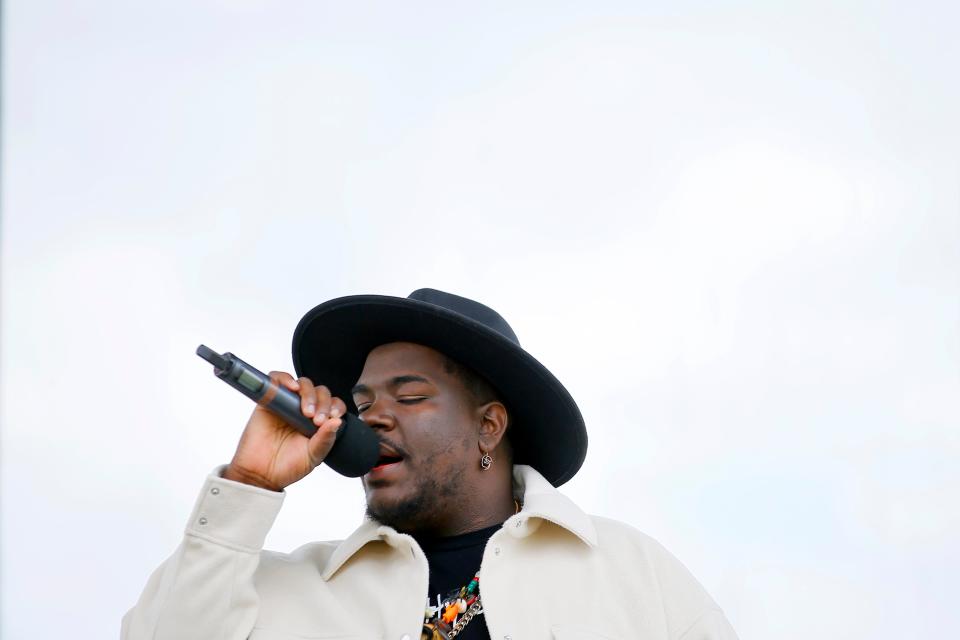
[480,451,493,470]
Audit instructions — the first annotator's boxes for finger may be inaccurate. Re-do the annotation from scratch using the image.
[312,385,333,426]
[270,371,300,392]
[296,377,317,418]
[329,396,347,419]
[307,417,342,468]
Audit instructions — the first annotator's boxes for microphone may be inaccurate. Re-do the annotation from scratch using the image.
[196,344,381,477]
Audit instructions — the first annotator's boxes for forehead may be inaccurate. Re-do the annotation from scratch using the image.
[357,342,449,380]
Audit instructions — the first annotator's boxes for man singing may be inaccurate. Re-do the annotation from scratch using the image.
[122,289,737,640]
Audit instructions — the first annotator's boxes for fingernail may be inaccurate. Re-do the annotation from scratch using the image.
[306,403,316,416]
[314,413,327,425]
[330,407,341,418]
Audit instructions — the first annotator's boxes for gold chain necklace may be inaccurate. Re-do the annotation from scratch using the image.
[421,574,481,640]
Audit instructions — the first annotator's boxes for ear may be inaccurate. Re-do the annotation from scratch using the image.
[476,401,509,453]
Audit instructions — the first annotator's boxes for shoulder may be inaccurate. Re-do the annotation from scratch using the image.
[589,514,660,544]
[588,514,707,580]
[258,539,343,572]
[588,514,678,561]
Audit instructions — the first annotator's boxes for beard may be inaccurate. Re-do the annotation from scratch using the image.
[364,466,462,534]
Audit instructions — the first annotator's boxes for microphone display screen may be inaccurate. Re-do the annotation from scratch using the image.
[236,368,264,393]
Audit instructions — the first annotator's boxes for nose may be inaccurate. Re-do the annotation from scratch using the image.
[358,399,396,432]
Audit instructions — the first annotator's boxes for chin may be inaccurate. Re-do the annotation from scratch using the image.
[363,465,463,533]
[365,490,429,532]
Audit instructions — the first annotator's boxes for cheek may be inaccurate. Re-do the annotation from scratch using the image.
[406,413,475,465]
[412,430,465,463]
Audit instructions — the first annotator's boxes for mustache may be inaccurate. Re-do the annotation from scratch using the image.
[379,437,410,460]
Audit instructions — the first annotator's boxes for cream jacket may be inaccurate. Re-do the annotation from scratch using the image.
[122,465,737,640]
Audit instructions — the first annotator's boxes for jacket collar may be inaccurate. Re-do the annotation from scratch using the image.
[321,465,596,580]
[507,464,598,547]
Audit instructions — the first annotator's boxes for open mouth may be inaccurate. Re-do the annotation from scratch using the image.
[372,453,403,471]
[370,442,406,473]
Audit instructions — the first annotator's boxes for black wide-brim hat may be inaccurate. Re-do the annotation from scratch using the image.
[292,288,587,486]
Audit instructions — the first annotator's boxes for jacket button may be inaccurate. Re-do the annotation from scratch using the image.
[400,635,411,640]
[494,547,501,555]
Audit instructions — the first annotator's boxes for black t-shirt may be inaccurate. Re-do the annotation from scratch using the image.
[415,524,501,640]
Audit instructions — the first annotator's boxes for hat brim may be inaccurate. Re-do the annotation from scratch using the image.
[292,295,586,486]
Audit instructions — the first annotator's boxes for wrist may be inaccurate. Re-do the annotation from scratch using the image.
[222,464,284,492]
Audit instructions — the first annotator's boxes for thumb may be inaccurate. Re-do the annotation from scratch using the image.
[306,418,341,469]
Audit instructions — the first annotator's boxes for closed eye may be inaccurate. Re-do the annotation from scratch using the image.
[355,397,427,413]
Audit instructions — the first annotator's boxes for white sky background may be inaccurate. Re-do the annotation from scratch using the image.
[2,1,958,638]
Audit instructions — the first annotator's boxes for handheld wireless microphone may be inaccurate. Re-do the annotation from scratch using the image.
[196,344,381,477]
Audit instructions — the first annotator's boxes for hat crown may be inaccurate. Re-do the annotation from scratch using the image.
[408,288,520,345]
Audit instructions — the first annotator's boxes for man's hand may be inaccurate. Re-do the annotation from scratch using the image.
[223,373,347,491]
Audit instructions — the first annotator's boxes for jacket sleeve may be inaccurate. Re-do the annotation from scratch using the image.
[120,466,284,640]
[627,525,738,640]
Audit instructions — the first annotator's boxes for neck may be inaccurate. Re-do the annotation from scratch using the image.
[403,477,516,538]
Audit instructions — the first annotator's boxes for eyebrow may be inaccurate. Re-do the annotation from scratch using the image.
[351,375,432,397]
